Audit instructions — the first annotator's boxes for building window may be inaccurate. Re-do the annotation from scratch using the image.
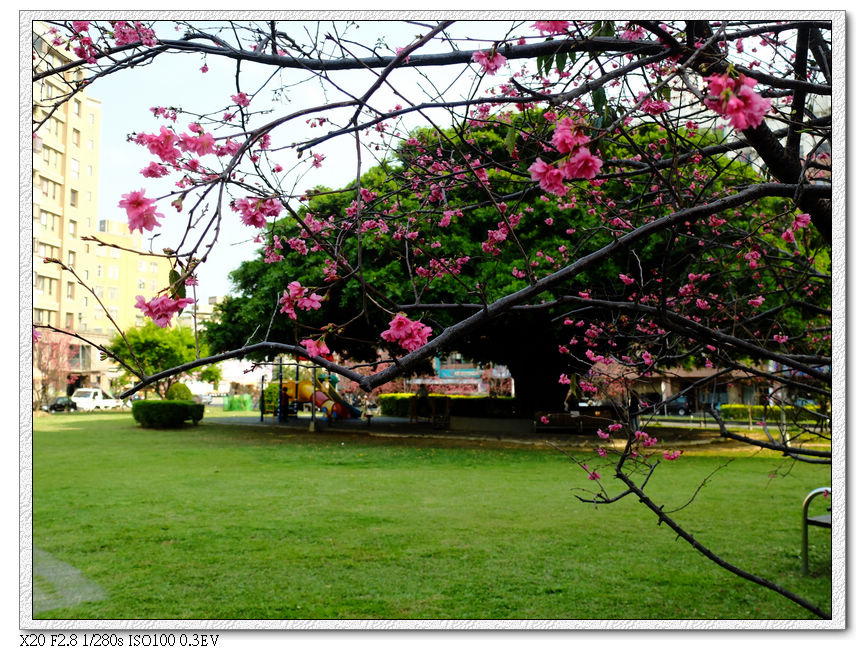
[98,219,108,232]
[66,282,75,299]
[72,129,80,147]
[96,264,103,278]
[68,220,77,237]
[34,309,53,325]
[70,189,78,207]
[67,251,76,267]
[65,312,75,329]
[138,260,147,272]
[72,99,81,116]
[70,159,80,179]
[88,113,95,125]
[137,279,146,290]
[108,265,119,280]
[34,275,45,292]
[149,262,159,274]
[87,139,94,150]
[108,287,119,300]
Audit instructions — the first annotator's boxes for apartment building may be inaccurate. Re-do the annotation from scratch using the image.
[32,24,172,396]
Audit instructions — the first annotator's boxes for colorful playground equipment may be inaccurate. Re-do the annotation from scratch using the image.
[279,378,362,419]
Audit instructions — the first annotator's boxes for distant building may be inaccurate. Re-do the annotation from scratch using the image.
[32,23,172,396]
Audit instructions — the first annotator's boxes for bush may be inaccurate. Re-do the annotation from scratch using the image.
[719,403,827,422]
[132,400,204,428]
[378,393,516,418]
[165,382,193,401]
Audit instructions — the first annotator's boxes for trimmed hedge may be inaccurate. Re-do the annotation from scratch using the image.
[165,382,193,401]
[378,393,516,418]
[719,403,827,421]
[132,400,205,428]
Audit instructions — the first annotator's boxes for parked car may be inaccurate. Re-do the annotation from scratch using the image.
[41,396,77,412]
[70,388,123,411]
[665,396,692,415]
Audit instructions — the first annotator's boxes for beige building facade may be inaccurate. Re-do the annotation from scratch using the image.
[32,24,172,398]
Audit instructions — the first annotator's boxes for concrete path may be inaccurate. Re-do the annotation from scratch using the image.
[32,547,106,615]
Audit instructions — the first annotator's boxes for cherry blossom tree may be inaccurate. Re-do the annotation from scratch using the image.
[32,17,837,618]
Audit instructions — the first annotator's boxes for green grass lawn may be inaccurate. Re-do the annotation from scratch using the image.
[30,411,832,621]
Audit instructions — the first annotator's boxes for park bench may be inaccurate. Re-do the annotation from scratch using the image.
[802,487,831,574]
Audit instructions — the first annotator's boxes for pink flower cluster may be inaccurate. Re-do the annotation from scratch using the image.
[135,294,194,328]
[278,281,324,320]
[231,197,283,229]
[381,313,433,352]
[300,337,330,359]
[637,92,672,115]
[112,21,157,47]
[529,117,602,195]
[781,213,811,244]
[472,49,507,74]
[532,21,570,35]
[704,73,772,131]
[118,189,164,233]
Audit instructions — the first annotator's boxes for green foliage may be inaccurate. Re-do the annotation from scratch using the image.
[378,393,516,418]
[108,323,201,397]
[719,403,826,422]
[198,364,222,387]
[165,382,193,401]
[131,400,204,428]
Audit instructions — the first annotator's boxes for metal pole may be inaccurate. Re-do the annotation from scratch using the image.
[308,363,316,432]
[294,355,300,418]
[278,357,284,423]
[259,374,264,422]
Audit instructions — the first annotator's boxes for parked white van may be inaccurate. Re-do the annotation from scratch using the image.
[70,388,122,411]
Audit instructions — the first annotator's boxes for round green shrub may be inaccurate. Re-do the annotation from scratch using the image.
[165,382,193,401]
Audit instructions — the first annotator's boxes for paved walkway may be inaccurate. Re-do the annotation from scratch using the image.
[204,412,750,449]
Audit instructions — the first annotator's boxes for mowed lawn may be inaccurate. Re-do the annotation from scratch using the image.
[31,411,833,620]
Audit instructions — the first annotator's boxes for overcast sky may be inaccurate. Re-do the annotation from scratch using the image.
[88,19,520,300]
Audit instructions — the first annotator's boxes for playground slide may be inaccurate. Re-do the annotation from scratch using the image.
[281,379,362,419]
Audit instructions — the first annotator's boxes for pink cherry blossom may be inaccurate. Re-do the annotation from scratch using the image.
[137,125,181,163]
[792,213,811,231]
[748,295,765,307]
[704,73,771,130]
[637,92,672,115]
[551,117,589,154]
[33,326,41,343]
[532,21,570,35]
[140,161,169,178]
[558,374,571,385]
[560,147,603,180]
[381,314,433,352]
[529,158,567,196]
[663,450,682,461]
[540,415,550,424]
[471,49,507,74]
[231,92,251,107]
[119,189,163,233]
[619,273,635,285]
[135,294,194,328]
[300,337,330,359]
